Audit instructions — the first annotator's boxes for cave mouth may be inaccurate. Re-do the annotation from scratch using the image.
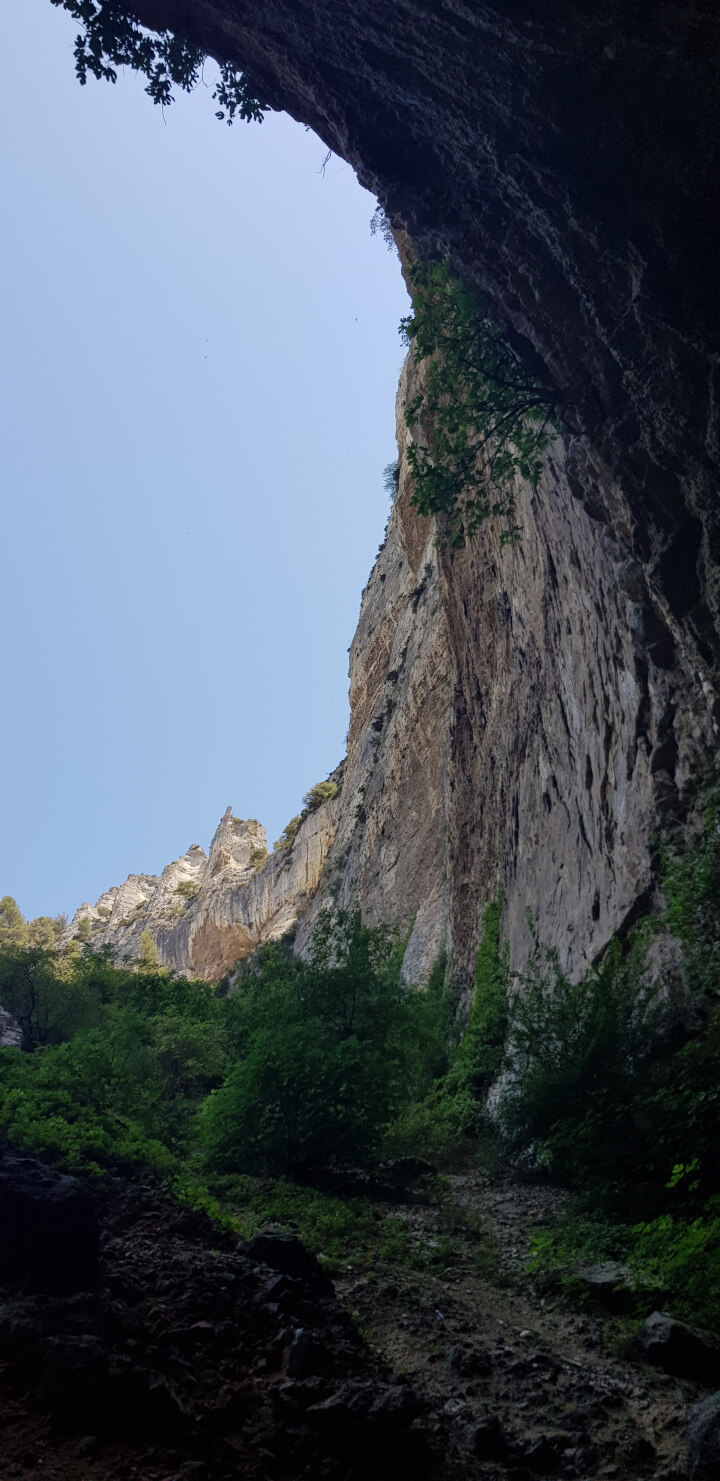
[1,0,409,923]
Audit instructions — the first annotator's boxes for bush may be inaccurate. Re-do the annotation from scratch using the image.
[0,944,228,1171]
[199,912,440,1177]
[273,816,301,852]
[495,924,684,1209]
[303,780,340,812]
[383,911,507,1167]
[662,786,720,997]
[452,897,509,1093]
[175,880,199,901]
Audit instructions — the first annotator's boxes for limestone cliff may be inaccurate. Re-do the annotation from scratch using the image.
[61,0,720,986]
[67,341,717,987]
[67,799,338,980]
[298,350,716,985]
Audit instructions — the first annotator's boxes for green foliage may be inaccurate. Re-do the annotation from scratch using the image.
[0,943,228,1171]
[384,910,509,1168]
[401,260,559,547]
[137,928,159,969]
[302,780,340,812]
[662,787,720,997]
[51,0,264,121]
[453,897,509,1093]
[0,897,28,950]
[383,460,400,505]
[0,946,97,1051]
[531,1205,720,1333]
[504,794,720,1330]
[175,880,199,901]
[249,845,268,873]
[76,915,93,942]
[273,777,341,852]
[370,205,396,253]
[26,916,58,949]
[496,925,668,1205]
[200,912,439,1177]
[273,815,301,851]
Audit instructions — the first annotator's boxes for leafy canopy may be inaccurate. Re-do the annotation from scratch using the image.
[401,260,561,547]
[201,911,441,1176]
[51,0,264,122]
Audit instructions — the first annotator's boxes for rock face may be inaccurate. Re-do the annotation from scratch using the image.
[129,0,720,672]
[68,799,338,980]
[298,352,715,984]
[63,1,719,984]
[67,344,716,986]
[0,1009,22,1050]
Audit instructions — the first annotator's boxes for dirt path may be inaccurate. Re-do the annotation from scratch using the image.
[338,1172,698,1479]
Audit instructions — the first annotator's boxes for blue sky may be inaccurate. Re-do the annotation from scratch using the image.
[0,0,409,921]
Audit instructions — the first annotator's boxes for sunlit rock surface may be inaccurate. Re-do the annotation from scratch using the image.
[66,803,338,980]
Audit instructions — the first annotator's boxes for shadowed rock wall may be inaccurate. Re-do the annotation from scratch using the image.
[128,0,720,670]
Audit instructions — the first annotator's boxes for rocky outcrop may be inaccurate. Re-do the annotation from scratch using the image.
[68,799,338,980]
[0,1175,443,1480]
[0,1009,22,1050]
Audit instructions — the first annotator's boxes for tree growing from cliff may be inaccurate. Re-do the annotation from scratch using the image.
[138,927,159,969]
[50,0,264,122]
[401,260,561,547]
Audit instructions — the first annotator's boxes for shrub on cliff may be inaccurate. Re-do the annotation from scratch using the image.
[273,815,301,851]
[302,780,340,812]
[401,260,560,547]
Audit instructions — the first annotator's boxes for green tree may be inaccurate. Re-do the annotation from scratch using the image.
[273,816,301,851]
[27,916,57,950]
[401,260,561,546]
[200,913,428,1176]
[302,780,340,811]
[0,946,97,1050]
[0,897,28,950]
[138,928,159,970]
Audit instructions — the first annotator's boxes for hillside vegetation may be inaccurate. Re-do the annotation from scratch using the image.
[1,798,720,1327]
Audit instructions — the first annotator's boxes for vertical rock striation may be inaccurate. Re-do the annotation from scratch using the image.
[300,351,716,985]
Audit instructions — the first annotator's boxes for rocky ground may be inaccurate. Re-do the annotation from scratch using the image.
[338,1172,709,1480]
[0,1156,717,1480]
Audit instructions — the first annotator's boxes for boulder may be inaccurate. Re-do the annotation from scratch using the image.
[632,1311,720,1383]
[245,1231,332,1292]
[687,1393,720,1480]
[0,1153,99,1292]
[572,1260,635,1312]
